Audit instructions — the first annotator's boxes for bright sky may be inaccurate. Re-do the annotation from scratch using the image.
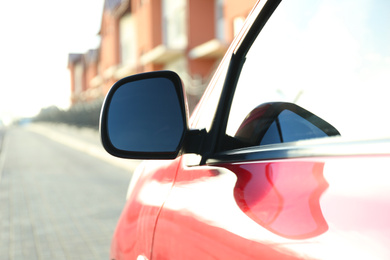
[0,0,105,123]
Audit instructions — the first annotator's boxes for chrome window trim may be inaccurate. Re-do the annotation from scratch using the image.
[207,137,390,164]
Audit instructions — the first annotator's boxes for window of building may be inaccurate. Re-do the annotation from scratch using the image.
[162,0,187,49]
[119,14,137,67]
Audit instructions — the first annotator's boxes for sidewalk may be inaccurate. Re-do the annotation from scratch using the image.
[0,123,140,260]
[27,123,141,172]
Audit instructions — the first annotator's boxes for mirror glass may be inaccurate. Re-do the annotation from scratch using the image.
[107,77,185,152]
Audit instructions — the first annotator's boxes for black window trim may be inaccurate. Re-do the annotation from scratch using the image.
[200,0,282,164]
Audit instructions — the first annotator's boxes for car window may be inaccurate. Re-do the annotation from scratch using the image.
[190,54,230,131]
[226,0,390,146]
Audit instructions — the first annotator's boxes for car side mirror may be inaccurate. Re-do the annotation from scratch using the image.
[100,71,188,159]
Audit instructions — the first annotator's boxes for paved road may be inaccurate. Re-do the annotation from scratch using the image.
[0,124,140,260]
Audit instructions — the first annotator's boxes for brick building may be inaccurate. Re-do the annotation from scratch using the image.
[68,0,257,112]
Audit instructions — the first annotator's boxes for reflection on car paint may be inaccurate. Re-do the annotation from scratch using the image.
[152,161,305,259]
[111,159,181,260]
[220,161,328,239]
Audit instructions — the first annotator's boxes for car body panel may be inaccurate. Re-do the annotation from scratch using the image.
[151,155,390,259]
[110,158,181,260]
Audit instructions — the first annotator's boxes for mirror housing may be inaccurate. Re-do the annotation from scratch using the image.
[100,71,188,159]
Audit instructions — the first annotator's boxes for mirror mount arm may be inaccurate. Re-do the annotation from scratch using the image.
[183,129,208,155]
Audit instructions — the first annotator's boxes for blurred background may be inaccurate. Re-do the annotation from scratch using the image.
[0,0,104,126]
[1,0,257,128]
[0,1,257,259]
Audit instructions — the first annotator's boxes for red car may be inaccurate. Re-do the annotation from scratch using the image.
[100,0,390,259]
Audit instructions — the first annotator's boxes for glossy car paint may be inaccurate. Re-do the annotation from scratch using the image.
[107,0,390,259]
[110,158,181,260]
[151,155,390,259]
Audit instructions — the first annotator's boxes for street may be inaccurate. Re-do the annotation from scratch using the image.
[0,124,139,260]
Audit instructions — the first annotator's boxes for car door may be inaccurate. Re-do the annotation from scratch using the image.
[151,0,390,259]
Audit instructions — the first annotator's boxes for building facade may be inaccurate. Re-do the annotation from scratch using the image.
[68,0,256,112]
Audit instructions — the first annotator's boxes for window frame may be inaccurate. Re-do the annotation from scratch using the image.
[199,0,282,164]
